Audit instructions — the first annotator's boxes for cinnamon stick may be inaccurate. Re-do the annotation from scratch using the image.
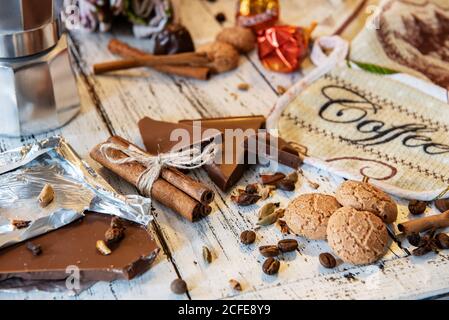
[104,39,211,80]
[109,136,214,204]
[398,211,449,235]
[90,136,211,222]
[161,167,214,204]
[93,52,210,75]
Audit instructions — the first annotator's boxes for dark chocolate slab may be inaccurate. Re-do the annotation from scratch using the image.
[0,213,159,282]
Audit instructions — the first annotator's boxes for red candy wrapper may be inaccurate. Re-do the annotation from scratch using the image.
[257,24,316,73]
[236,0,280,32]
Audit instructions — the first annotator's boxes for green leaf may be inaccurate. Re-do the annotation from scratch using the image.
[349,60,399,75]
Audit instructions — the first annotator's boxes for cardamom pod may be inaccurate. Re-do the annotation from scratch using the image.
[258,202,279,220]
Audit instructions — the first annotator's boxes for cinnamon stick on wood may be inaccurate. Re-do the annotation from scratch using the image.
[110,136,214,204]
[101,39,211,80]
[93,52,210,75]
[90,136,213,222]
[398,211,449,235]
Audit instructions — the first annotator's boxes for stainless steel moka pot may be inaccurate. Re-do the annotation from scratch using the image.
[0,0,80,137]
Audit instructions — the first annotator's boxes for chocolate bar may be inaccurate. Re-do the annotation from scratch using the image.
[180,116,266,191]
[138,117,219,154]
[244,133,303,169]
[0,213,159,282]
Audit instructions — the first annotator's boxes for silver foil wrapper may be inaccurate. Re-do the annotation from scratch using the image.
[0,136,152,249]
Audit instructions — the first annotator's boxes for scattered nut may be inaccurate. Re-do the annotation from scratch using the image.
[171,278,188,294]
[229,279,242,291]
[26,242,42,256]
[96,240,112,256]
[237,83,250,91]
[38,184,54,207]
[12,220,31,229]
[105,227,124,245]
[110,217,125,230]
[202,246,213,264]
[217,27,256,53]
[277,85,287,95]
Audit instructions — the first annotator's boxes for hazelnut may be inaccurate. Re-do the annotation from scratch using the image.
[216,27,256,53]
[198,41,240,73]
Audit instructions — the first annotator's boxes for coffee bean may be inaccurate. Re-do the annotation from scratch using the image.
[435,199,449,213]
[436,233,449,249]
[240,230,256,245]
[319,253,337,269]
[262,257,280,275]
[170,279,188,294]
[407,233,422,247]
[408,200,427,215]
[259,245,280,257]
[277,239,298,252]
[276,179,296,191]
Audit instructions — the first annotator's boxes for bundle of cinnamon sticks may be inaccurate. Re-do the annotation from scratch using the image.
[91,136,214,222]
[93,39,212,80]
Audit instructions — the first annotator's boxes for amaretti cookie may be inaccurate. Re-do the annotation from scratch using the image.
[327,207,389,265]
[285,194,342,240]
[336,181,398,223]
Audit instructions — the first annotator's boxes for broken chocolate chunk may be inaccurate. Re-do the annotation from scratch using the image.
[0,213,159,281]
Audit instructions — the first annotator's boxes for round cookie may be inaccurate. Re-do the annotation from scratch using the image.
[327,207,389,265]
[285,194,342,240]
[336,181,398,224]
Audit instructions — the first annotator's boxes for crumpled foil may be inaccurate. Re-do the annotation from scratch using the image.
[0,136,152,249]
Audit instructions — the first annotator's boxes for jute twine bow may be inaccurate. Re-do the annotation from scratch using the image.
[100,142,217,197]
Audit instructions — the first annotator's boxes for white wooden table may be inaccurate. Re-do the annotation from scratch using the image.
[1,0,449,300]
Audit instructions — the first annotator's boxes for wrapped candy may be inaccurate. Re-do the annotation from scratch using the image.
[236,0,279,32]
[257,24,316,73]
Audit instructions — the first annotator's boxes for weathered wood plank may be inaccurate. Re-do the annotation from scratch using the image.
[0,40,183,301]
